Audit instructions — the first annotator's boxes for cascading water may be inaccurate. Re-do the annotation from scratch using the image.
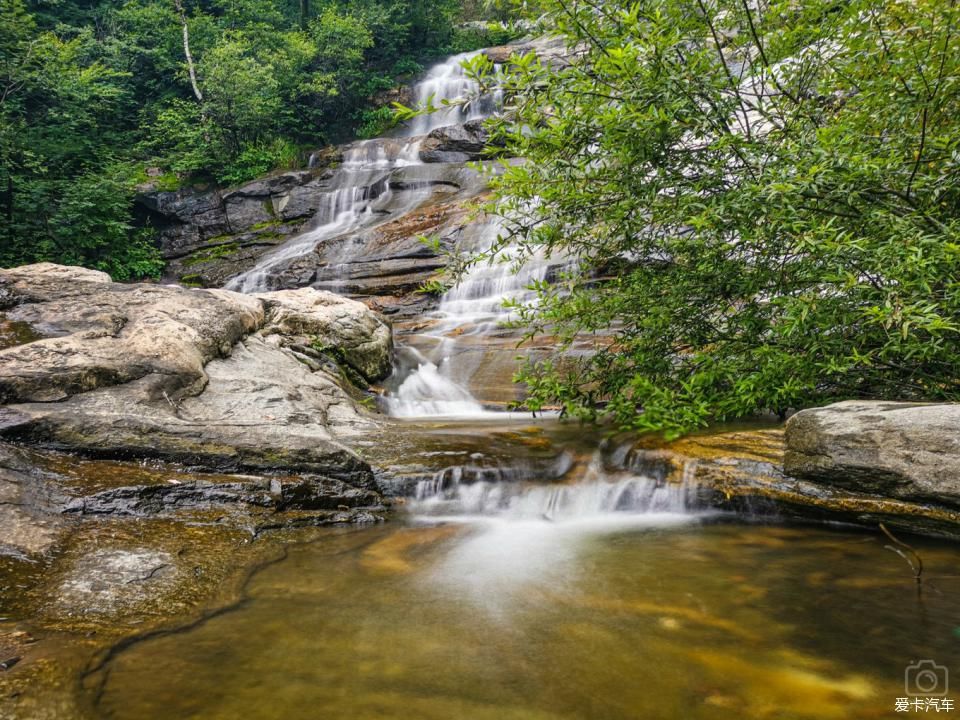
[408,451,702,523]
[401,51,504,137]
[226,139,421,293]
[410,451,706,609]
[384,238,561,417]
[226,51,500,294]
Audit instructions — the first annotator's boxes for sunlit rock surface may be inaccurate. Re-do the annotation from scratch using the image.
[785,400,960,506]
[0,264,389,481]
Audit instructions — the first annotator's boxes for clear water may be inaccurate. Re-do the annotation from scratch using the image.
[89,509,960,719]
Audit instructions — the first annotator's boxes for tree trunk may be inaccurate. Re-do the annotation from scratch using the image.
[299,0,309,30]
[5,174,12,224]
[173,0,203,103]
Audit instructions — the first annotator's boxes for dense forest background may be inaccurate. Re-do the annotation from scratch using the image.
[0,0,520,278]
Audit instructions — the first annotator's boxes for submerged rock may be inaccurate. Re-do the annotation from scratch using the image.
[0,442,69,558]
[784,401,960,507]
[55,548,176,615]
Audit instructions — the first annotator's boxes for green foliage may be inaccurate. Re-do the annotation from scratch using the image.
[445,22,518,55]
[417,277,451,296]
[218,138,300,187]
[46,166,164,281]
[356,106,398,139]
[474,0,960,436]
[0,0,509,278]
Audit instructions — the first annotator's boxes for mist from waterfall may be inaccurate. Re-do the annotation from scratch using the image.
[410,452,706,611]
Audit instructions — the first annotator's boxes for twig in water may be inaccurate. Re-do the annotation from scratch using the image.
[880,522,923,584]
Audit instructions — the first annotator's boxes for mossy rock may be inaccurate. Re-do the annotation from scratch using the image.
[182,243,242,267]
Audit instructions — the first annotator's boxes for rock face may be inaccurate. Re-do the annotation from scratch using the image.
[0,263,264,404]
[784,401,960,507]
[136,166,342,288]
[256,288,392,381]
[64,475,382,516]
[244,157,499,323]
[482,36,579,68]
[419,120,493,163]
[0,264,392,481]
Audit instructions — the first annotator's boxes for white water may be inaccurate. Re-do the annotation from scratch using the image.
[401,51,504,137]
[385,221,564,417]
[226,52,500,294]
[409,452,700,520]
[412,454,704,610]
[226,139,422,293]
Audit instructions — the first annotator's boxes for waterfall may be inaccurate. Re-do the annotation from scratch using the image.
[413,452,705,609]
[408,452,700,522]
[226,139,418,293]
[225,52,498,294]
[221,47,552,419]
[400,51,504,137]
[384,222,565,418]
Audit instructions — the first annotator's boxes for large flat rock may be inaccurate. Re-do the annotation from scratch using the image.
[0,264,392,481]
[784,401,960,506]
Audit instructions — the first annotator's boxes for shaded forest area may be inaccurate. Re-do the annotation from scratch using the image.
[0,0,518,278]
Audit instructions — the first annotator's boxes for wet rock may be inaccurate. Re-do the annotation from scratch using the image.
[419,120,493,163]
[624,427,960,540]
[0,442,69,558]
[274,477,382,511]
[64,481,272,516]
[222,172,316,229]
[136,170,338,287]
[54,549,176,615]
[64,475,381,517]
[784,401,960,507]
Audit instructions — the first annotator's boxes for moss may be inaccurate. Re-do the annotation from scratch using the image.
[309,339,369,389]
[250,219,280,231]
[133,167,182,192]
[179,273,204,288]
[203,233,234,244]
[153,173,182,192]
[182,243,241,267]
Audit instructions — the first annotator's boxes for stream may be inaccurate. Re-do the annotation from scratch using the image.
[88,465,960,719]
[5,49,960,720]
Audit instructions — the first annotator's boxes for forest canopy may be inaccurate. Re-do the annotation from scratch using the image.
[0,0,517,278]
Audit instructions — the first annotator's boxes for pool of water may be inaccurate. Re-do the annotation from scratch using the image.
[87,515,960,719]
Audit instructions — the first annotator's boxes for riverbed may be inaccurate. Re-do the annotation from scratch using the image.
[88,515,960,719]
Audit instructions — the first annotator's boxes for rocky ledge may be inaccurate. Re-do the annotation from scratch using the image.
[785,400,960,508]
[0,262,393,487]
[0,264,397,715]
